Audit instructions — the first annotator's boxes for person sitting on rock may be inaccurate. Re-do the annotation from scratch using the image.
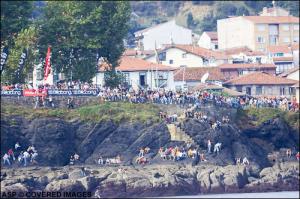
[200,152,207,162]
[286,148,292,158]
[191,149,197,159]
[98,156,104,165]
[17,152,24,165]
[242,157,250,165]
[296,152,300,161]
[187,148,193,158]
[3,153,10,166]
[80,167,86,177]
[7,148,15,161]
[144,147,150,154]
[236,157,241,165]
[31,151,38,164]
[74,153,80,164]
[69,156,75,165]
[15,142,21,151]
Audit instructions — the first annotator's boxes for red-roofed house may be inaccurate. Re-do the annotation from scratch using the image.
[217,7,299,51]
[198,31,219,50]
[93,56,176,90]
[144,44,228,68]
[219,63,276,80]
[223,72,298,97]
[173,67,225,90]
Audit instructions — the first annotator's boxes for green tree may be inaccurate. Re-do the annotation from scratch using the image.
[38,1,131,82]
[187,12,195,29]
[1,1,34,46]
[3,26,39,83]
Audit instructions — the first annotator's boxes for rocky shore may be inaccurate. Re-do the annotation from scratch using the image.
[1,162,299,198]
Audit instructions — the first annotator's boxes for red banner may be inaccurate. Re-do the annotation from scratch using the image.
[23,89,48,97]
[44,46,51,81]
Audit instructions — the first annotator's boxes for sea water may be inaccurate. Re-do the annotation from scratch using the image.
[161,191,299,198]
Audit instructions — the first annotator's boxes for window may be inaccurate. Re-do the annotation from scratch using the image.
[238,70,243,76]
[283,37,290,43]
[275,53,284,57]
[236,86,243,92]
[257,24,265,31]
[256,86,262,95]
[155,72,168,88]
[280,87,285,95]
[182,53,187,58]
[257,36,265,43]
[158,52,166,61]
[289,87,296,95]
[294,24,299,30]
[123,73,130,84]
[169,59,173,64]
[269,35,278,45]
[282,24,290,31]
[215,44,218,49]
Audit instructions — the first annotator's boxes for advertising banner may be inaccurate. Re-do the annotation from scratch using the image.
[23,89,47,97]
[0,89,22,96]
[47,89,99,96]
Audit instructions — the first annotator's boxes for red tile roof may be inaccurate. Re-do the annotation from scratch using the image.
[224,72,298,85]
[242,16,299,23]
[99,56,175,72]
[273,57,294,62]
[205,32,218,40]
[267,45,292,53]
[219,46,266,56]
[219,63,276,70]
[163,44,227,59]
[173,67,225,81]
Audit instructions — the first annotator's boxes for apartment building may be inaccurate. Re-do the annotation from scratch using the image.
[217,9,299,52]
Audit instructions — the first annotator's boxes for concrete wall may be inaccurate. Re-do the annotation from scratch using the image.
[218,17,255,50]
[198,33,211,49]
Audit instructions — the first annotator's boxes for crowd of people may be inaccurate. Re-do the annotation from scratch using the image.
[1,82,299,112]
[2,142,38,167]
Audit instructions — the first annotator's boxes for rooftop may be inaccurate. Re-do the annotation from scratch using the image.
[99,56,175,72]
[173,67,225,82]
[218,46,265,56]
[205,32,218,40]
[224,72,298,85]
[219,63,276,70]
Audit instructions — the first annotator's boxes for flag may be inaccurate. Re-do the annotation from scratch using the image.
[154,41,160,64]
[1,46,9,73]
[200,72,209,83]
[44,46,51,81]
[14,49,27,81]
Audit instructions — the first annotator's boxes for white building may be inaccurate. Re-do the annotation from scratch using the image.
[134,20,194,51]
[93,56,176,90]
[198,32,218,50]
[144,44,227,68]
[267,44,299,74]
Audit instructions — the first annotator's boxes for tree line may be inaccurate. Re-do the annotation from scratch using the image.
[1,1,131,85]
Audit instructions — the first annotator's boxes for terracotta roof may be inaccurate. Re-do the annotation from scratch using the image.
[273,57,294,62]
[218,46,265,56]
[205,32,218,40]
[163,44,227,59]
[224,72,298,85]
[99,56,175,72]
[173,67,225,81]
[292,81,299,88]
[267,45,292,53]
[242,16,299,23]
[219,63,276,70]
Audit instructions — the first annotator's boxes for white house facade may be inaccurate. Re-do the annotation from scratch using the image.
[134,20,193,51]
[93,56,176,90]
[198,32,218,50]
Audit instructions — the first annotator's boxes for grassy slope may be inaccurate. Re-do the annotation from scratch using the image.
[236,107,299,130]
[1,102,161,124]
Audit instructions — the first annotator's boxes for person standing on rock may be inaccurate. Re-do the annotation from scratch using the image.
[139,148,144,158]
[296,152,300,161]
[3,153,11,166]
[7,148,15,161]
[94,189,101,198]
[74,153,80,164]
[207,140,212,154]
[286,149,292,158]
[213,143,222,154]
[242,157,249,165]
